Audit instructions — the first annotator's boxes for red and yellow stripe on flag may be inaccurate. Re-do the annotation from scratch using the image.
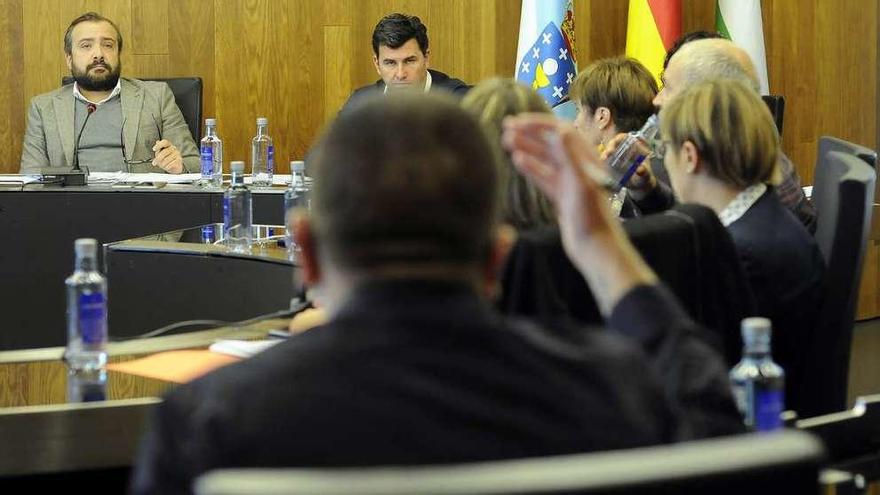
[625,0,682,85]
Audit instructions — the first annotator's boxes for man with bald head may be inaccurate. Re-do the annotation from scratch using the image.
[632,37,816,233]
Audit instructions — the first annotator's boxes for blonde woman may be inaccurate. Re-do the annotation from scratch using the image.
[462,78,555,230]
[659,78,824,413]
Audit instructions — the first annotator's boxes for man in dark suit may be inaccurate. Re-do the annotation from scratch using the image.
[338,13,469,116]
[131,93,741,495]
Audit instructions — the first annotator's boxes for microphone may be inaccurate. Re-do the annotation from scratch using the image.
[40,102,94,186]
[72,103,97,171]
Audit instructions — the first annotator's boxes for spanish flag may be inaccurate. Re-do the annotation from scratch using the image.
[625,0,682,85]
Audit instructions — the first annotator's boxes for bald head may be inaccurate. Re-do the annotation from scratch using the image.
[654,38,760,107]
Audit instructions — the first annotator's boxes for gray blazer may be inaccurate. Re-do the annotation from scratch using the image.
[20,78,200,174]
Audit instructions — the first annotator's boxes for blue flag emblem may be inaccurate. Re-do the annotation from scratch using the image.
[516,21,576,107]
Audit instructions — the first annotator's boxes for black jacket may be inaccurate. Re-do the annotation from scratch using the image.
[726,188,826,414]
[338,69,470,116]
[132,280,742,495]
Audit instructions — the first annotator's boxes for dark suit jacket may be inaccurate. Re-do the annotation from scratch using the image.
[499,204,756,366]
[132,280,742,495]
[338,69,470,116]
[726,188,826,414]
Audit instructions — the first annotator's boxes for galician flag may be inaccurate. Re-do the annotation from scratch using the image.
[625,0,682,85]
[515,0,578,119]
[716,0,769,94]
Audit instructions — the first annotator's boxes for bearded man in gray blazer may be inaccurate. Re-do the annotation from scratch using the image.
[20,12,199,175]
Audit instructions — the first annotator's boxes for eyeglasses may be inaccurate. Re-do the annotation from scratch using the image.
[121,116,162,166]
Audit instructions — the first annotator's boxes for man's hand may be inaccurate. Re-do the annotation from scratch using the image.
[152,139,184,174]
[502,114,657,315]
[601,132,657,199]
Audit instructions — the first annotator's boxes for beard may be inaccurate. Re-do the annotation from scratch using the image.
[71,59,121,92]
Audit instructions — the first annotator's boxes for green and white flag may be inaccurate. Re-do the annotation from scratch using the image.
[716,0,769,94]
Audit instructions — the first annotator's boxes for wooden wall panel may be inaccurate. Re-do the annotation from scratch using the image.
[494,0,522,75]
[584,0,629,61]
[0,0,24,169]
[21,0,64,105]
[323,26,352,122]
[168,0,214,126]
[131,0,168,55]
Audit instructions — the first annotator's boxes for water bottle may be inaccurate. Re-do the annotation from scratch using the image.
[729,317,785,431]
[64,238,108,372]
[67,368,107,402]
[283,161,311,249]
[605,114,659,191]
[223,161,253,252]
[199,118,223,188]
[251,117,274,187]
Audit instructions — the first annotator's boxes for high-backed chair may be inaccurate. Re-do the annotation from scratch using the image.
[806,144,877,417]
[761,94,785,136]
[195,431,824,495]
[61,76,203,142]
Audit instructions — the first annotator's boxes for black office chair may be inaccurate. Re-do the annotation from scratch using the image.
[761,94,785,136]
[194,431,824,495]
[805,144,877,417]
[61,76,203,142]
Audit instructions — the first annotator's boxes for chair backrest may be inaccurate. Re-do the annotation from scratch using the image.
[817,135,878,170]
[61,76,203,142]
[798,394,880,464]
[817,134,879,201]
[807,145,877,416]
[195,431,824,495]
[761,94,785,136]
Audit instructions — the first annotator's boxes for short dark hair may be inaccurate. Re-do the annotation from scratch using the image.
[663,30,722,71]
[570,57,658,133]
[64,12,123,55]
[371,13,429,57]
[309,93,500,273]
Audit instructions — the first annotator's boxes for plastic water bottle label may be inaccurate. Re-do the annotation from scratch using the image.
[754,389,784,431]
[267,145,275,173]
[200,145,213,176]
[201,225,215,244]
[78,292,106,344]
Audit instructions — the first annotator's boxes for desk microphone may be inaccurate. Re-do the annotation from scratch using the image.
[41,103,93,186]
[72,103,97,171]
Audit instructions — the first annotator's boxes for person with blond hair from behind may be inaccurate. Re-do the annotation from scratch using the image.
[461,78,555,231]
